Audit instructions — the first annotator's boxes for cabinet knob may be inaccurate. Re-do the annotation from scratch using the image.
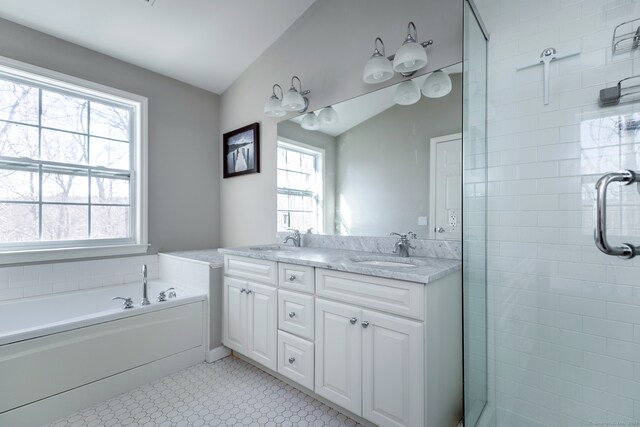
[288,357,295,364]
[246,289,252,294]
[288,311,296,318]
[289,274,296,282]
[349,317,357,325]
[240,288,246,293]
[361,321,370,328]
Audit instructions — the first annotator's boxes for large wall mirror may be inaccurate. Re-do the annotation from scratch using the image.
[276,62,462,240]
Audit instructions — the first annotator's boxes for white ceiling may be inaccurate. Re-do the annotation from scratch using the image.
[0,0,315,94]
[291,63,463,137]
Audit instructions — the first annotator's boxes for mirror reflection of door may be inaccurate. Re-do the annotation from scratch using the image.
[429,133,462,240]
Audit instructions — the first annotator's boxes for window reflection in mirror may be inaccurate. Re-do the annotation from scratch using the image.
[277,62,462,240]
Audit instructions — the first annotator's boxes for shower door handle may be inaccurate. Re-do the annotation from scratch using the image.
[594,170,638,259]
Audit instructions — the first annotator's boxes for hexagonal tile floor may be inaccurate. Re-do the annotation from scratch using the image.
[45,356,366,427]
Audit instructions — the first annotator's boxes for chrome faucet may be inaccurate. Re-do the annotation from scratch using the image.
[141,264,150,306]
[283,228,301,247]
[391,231,417,258]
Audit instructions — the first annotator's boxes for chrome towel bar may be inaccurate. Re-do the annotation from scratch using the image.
[594,170,639,259]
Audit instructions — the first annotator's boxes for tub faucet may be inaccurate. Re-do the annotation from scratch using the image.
[141,264,150,306]
[391,231,417,258]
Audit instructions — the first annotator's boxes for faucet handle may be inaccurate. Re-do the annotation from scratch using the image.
[406,231,417,239]
[390,232,404,238]
[112,296,134,309]
[157,287,176,302]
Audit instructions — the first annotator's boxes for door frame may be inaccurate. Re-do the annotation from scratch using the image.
[428,132,462,240]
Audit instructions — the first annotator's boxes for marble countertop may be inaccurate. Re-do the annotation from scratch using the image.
[160,249,224,267]
[218,245,461,284]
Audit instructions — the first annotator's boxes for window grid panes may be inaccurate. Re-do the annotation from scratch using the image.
[277,142,323,233]
[0,73,135,247]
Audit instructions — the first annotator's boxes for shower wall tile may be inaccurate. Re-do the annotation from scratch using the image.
[475,0,640,424]
[0,255,159,302]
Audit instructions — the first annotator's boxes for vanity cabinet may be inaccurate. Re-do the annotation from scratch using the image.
[222,254,462,427]
[315,281,425,427]
[223,256,278,371]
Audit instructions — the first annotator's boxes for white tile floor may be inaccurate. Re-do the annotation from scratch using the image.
[46,356,366,427]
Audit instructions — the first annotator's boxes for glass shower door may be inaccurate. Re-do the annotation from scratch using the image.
[462,1,489,426]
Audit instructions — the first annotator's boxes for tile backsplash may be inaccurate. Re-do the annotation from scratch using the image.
[0,255,159,302]
[275,232,462,260]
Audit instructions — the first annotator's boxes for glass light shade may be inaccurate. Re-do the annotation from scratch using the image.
[422,70,452,98]
[300,112,320,130]
[392,42,428,73]
[281,88,305,111]
[264,95,285,117]
[363,55,394,84]
[318,106,338,125]
[394,80,421,105]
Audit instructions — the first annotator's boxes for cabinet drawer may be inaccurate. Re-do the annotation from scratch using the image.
[315,269,425,320]
[278,330,314,390]
[278,290,314,340]
[278,263,314,293]
[224,255,277,285]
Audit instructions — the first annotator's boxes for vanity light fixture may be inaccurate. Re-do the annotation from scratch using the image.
[363,38,394,84]
[264,84,286,117]
[318,106,338,125]
[394,80,421,105]
[300,112,320,130]
[281,75,311,113]
[363,22,433,84]
[422,69,452,98]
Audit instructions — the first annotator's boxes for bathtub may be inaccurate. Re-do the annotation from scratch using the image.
[0,280,207,427]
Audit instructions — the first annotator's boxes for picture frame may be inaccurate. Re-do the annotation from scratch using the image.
[223,122,260,178]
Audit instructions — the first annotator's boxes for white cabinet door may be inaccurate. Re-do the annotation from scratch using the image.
[223,277,247,353]
[247,282,278,371]
[361,310,424,427]
[315,298,362,416]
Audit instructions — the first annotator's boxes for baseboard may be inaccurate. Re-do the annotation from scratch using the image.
[0,346,205,427]
[206,345,231,363]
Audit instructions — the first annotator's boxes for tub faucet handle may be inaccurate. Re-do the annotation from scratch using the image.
[157,287,176,302]
[112,296,134,309]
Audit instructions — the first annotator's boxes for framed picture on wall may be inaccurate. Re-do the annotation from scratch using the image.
[223,122,260,178]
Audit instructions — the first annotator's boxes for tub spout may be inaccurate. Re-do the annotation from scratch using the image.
[141,264,150,306]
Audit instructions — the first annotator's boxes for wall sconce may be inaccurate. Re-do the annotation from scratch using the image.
[422,69,452,98]
[363,22,433,84]
[264,84,286,117]
[318,106,338,125]
[282,76,311,112]
[394,69,453,106]
[264,76,311,117]
[300,112,320,130]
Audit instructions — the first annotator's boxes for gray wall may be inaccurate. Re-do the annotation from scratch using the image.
[219,0,463,247]
[277,120,336,234]
[336,73,462,238]
[0,18,221,254]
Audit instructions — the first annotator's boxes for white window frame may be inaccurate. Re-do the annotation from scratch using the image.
[0,56,148,265]
[277,138,324,234]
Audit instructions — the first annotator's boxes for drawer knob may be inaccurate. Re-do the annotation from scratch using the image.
[246,289,252,295]
[289,274,296,282]
[288,357,295,364]
[240,288,246,293]
[350,317,357,325]
[362,321,370,328]
[288,311,296,318]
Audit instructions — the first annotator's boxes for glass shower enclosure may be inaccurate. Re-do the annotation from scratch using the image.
[463,0,640,426]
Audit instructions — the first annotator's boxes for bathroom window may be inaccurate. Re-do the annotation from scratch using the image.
[0,57,148,264]
[277,140,323,234]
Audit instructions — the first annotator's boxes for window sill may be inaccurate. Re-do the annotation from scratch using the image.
[0,244,150,266]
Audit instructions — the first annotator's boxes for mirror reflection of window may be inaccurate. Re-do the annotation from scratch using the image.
[276,140,324,233]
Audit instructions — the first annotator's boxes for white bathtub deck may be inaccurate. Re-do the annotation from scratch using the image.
[46,356,365,427]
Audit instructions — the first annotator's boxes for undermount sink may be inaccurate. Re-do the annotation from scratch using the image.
[350,258,417,268]
[249,245,298,252]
